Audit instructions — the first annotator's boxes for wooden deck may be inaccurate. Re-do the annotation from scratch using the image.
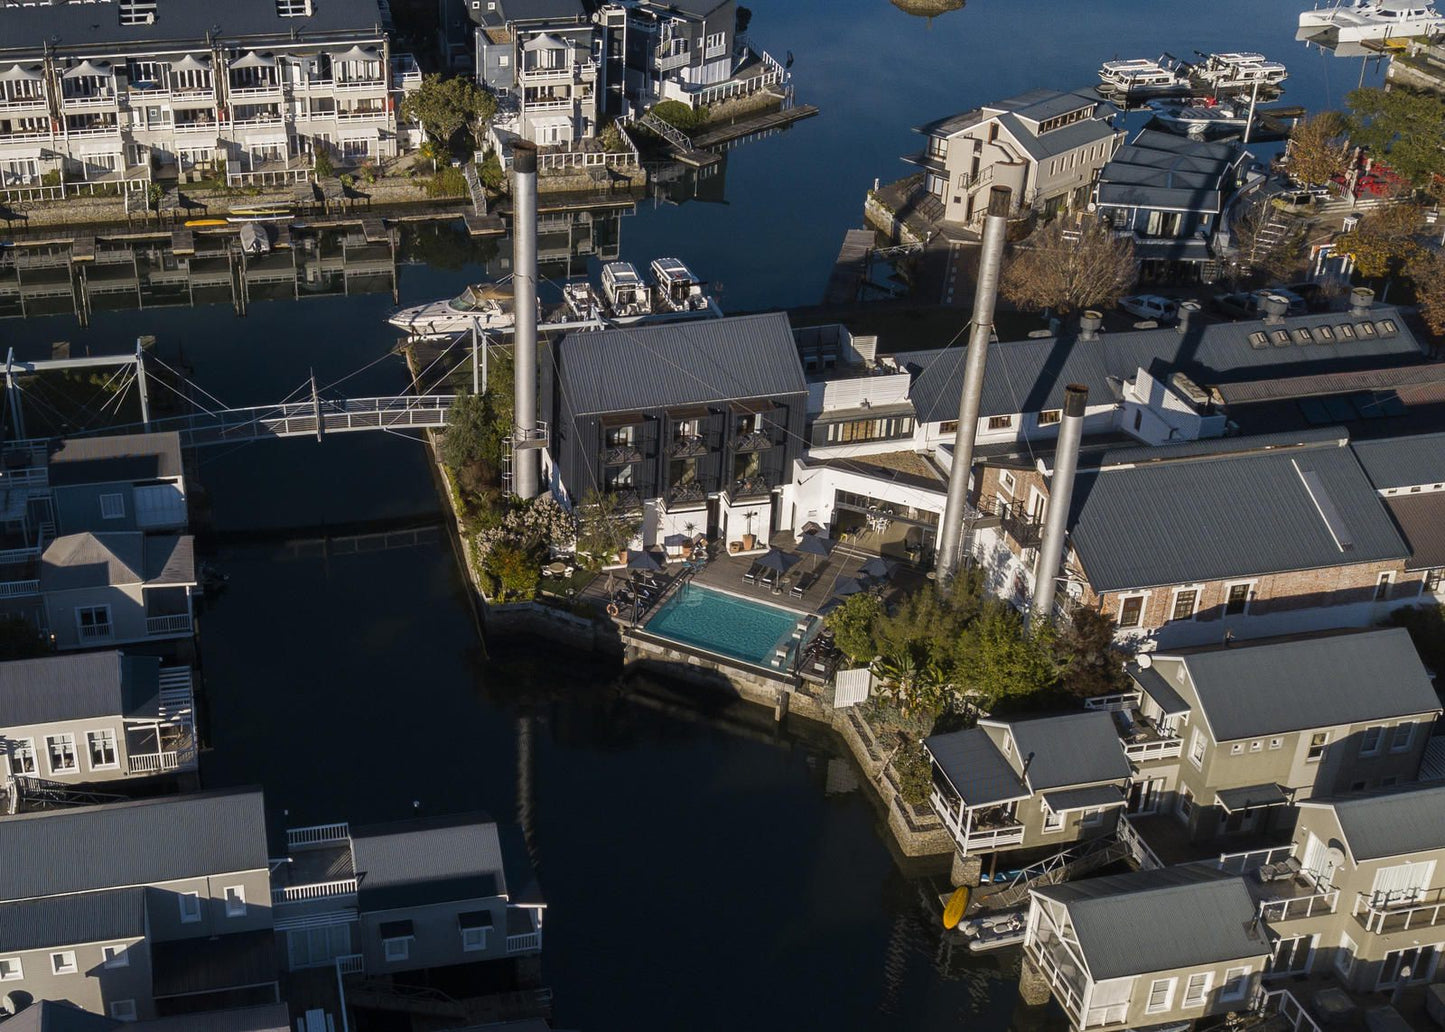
[823,228,876,306]
[690,103,819,149]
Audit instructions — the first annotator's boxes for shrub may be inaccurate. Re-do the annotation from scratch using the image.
[426,166,468,198]
[479,152,503,190]
[487,542,539,602]
[650,99,707,131]
[313,148,334,180]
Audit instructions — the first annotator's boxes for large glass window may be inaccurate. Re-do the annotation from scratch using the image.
[87,729,118,769]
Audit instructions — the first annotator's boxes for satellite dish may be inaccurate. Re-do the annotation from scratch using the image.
[1137,653,1153,669]
[3,990,33,1016]
[1325,846,1346,870]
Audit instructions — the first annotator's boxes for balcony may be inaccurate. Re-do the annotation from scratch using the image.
[601,444,643,466]
[126,749,188,775]
[228,82,283,100]
[334,77,386,93]
[391,54,422,90]
[61,91,118,111]
[1355,887,1445,934]
[731,430,775,453]
[171,85,216,102]
[79,623,115,642]
[174,120,219,135]
[666,480,708,507]
[523,97,576,113]
[147,613,193,636]
[65,122,121,138]
[506,931,542,953]
[1260,888,1339,922]
[1124,736,1183,760]
[1000,511,1043,549]
[705,42,728,60]
[728,475,774,500]
[272,877,359,904]
[931,785,1026,852]
[336,107,387,122]
[0,128,49,142]
[668,435,709,458]
[656,49,691,72]
[520,60,598,84]
[0,95,48,113]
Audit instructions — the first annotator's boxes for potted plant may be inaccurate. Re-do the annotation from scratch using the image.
[741,510,759,550]
[680,521,697,559]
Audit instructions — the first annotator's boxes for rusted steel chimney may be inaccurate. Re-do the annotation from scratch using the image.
[935,185,1012,586]
[1028,384,1088,630]
[511,142,540,499]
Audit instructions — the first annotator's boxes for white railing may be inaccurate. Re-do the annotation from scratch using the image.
[1026,942,1087,1025]
[62,92,117,108]
[1125,737,1183,760]
[705,43,727,59]
[336,953,365,975]
[1261,889,1338,922]
[685,49,786,108]
[931,786,1026,851]
[171,86,216,100]
[65,125,121,137]
[0,96,48,112]
[656,50,691,73]
[175,121,219,134]
[521,60,597,83]
[336,109,387,121]
[1258,989,1325,1032]
[0,544,39,564]
[147,613,193,636]
[1355,888,1445,933]
[79,622,114,640]
[229,84,282,98]
[506,931,542,953]
[0,580,41,599]
[1084,691,1141,711]
[288,822,351,849]
[272,877,359,903]
[524,98,574,112]
[272,909,358,932]
[1217,844,1294,875]
[0,129,50,141]
[335,78,385,92]
[127,750,183,775]
[1116,813,1164,871]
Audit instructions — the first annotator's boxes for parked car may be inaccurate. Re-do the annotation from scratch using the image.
[1118,294,1178,321]
[1212,290,1256,318]
[1254,287,1307,316]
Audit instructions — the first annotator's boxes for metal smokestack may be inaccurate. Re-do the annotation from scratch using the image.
[511,143,540,499]
[1028,384,1088,630]
[1349,286,1375,317]
[935,185,1011,586]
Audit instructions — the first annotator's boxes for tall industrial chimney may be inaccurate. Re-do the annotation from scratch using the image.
[934,185,1012,586]
[511,143,540,499]
[1028,384,1088,630]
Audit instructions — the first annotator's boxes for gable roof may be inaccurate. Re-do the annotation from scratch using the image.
[39,532,195,590]
[0,651,163,726]
[1003,711,1131,790]
[1096,129,1241,213]
[1315,784,1445,861]
[924,727,1029,808]
[0,789,268,903]
[132,1005,293,1032]
[351,813,507,911]
[1384,493,1445,570]
[556,313,807,416]
[48,432,183,488]
[1064,437,1408,591]
[0,887,146,952]
[1163,628,1439,741]
[1034,867,1266,980]
[0,1002,121,1032]
[1351,430,1445,490]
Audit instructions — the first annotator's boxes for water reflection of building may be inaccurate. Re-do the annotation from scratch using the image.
[650,154,728,206]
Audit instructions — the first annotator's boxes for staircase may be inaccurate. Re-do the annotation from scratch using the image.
[4,775,126,814]
[981,836,1133,911]
[638,111,693,153]
[464,162,486,217]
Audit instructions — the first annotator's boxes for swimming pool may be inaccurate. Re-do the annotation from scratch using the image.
[644,585,802,667]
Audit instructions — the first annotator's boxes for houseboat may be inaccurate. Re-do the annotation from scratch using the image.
[1097,55,1191,98]
[650,257,709,313]
[600,261,652,320]
[1190,51,1288,90]
[1298,0,1445,41]
[387,282,517,337]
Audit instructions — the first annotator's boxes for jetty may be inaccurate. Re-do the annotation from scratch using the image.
[823,229,877,306]
[690,102,819,149]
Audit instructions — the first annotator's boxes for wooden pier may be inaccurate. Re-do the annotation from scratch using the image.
[822,229,876,307]
[690,103,819,149]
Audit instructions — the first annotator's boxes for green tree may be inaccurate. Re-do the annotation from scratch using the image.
[824,592,885,664]
[1413,250,1445,340]
[403,74,497,149]
[479,151,503,189]
[954,601,1060,707]
[1347,86,1445,194]
[313,147,335,179]
[1335,201,1425,282]
[1286,111,1351,188]
[651,99,708,131]
[575,489,641,562]
[439,391,490,471]
[487,542,539,602]
[417,139,444,174]
[872,651,951,718]
[1055,607,1130,699]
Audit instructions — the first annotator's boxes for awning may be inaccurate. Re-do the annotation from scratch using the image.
[172,54,212,73]
[1043,784,1126,814]
[0,63,43,82]
[1131,664,1190,717]
[1216,783,1290,813]
[231,51,276,70]
[1132,238,1213,263]
[337,44,379,62]
[378,919,414,940]
[457,910,493,930]
[522,34,568,52]
[63,59,111,79]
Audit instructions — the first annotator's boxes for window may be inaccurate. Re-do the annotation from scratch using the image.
[1335,935,1357,978]
[76,605,113,641]
[1269,737,1283,750]
[47,733,77,774]
[103,944,130,969]
[1389,723,1415,753]
[1374,573,1393,602]
[110,1000,137,1022]
[999,470,1016,495]
[1146,977,1176,1014]
[383,937,410,962]
[1038,409,1062,426]
[1190,727,1207,769]
[51,951,77,975]
[224,885,246,918]
[1427,568,1443,593]
[1379,946,1436,989]
[1308,732,1329,762]
[8,737,36,776]
[1171,588,1199,622]
[498,54,509,67]
[88,728,118,769]
[1118,595,1144,628]
[462,926,489,952]
[1081,808,1105,827]
[0,957,21,981]
[1043,808,1065,833]
[1250,740,1263,753]
[986,415,1013,430]
[1231,743,1244,755]
[100,492,126,519]
[1183,972,1212,1008]
[178,891,202,923]
[1360,726,1384,756]
[938,420,958,435]
[1177,786,1195,820]
[1225,582,1251,616]
[1220,966,1251,1002]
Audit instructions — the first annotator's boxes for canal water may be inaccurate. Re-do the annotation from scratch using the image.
[1,2,1382,1027]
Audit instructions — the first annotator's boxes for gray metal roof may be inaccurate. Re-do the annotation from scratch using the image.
[0,651,162,726]
[1128,663,1190,715]
[556,313,807,416]
[0,789,268,902]
[490,0,590,25]
[1007,711,1132,790]
[1169,628,1438,741]
[987,87,1106,124]
[1351,431,1445,489]
[133,1005,293,1032]
[0,1002,122,1032]
[1043,784,1125,812]
[351,813,507,911]
[0,886,145,951]
[0,0,387,57]
[48,432,183,488]
[1035,867,1267,980]
[1096,129,1241,213]
[997,111,1118,162]
[39,532,194,589]
[901,306,1424,425]
[1066,438,1409,591]
[1385,494,1445,570]
[924,727,1029,807]
[1324,784,1445,861]
[1216,783,1289,812]
[143,534,197,585]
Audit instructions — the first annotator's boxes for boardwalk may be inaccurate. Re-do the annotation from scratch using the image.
[822,229,876,306]
[690,103,819,149]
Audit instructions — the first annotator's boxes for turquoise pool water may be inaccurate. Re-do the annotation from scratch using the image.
[645,585,801,666]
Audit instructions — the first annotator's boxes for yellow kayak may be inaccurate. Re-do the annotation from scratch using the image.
[184,218,228,228]
[942,885,970,930]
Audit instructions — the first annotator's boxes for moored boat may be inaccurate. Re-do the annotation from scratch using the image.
[387,282,516,337]
[1297,0,1445,41]
[1147,96,1252,135]
[650,257,709,313]
[600,261,652,321]
[1097,54,1191,98]
[1190,51,1288,90]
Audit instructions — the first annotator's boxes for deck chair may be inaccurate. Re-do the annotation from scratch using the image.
[742,564,758,584]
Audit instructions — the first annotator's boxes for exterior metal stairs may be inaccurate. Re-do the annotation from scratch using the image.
[2,775,126,815]
[979,836,1134,912]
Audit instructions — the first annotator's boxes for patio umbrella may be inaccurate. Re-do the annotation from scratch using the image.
[755,548,799,574]
[860,556,896,580]
[626,549,663,572]
[830,576,866,598]
[796,532,833,568]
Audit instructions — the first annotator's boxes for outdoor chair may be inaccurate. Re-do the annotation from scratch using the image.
[743,565,759,584]
[760,569,778,589]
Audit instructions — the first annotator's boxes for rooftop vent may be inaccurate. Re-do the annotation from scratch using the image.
[276,0,313,16]
[119,0,157,25]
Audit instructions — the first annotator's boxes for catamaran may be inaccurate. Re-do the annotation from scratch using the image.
[1298,0,1445,41]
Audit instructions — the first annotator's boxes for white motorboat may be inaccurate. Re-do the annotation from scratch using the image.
[1147,97,1251,135]
[967,912,1027,953]
[1097,55,1190,98]
[1297,0,1445,41]
[1191,51,1288,90]
[650,257,709,313]
[387,282,516,337]
[600,261,652,321]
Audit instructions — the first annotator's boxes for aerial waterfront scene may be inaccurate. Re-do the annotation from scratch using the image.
[2,0,1445,1031]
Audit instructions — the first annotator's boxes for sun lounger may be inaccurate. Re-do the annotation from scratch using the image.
[743,564,758,584]
[760,568,778,588]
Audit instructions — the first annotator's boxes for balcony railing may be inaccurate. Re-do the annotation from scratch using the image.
[272,877,359,904]
[0,129,49,141]
[79,623,114,641]
[1216,844,1295,876]
[126,750,185,775]
[731,430,775,453]
[666,481,708,507]
[1124,736,1183,760]
[335,77,386,92]
[657,49,691,72]
[1001,512,1044,549]
[506,931,542,953]
[601,444,643,466]
[171,86,216,101]
[147,613,193,636]
[65,124,121,137]
[0,96,48,112]
[931,785,1026,852]
[174,121,219,134]
[228,83,282,98]
[1355,887,1445,933]
[668,435,709,458]
[61,92,117,109]
[337,108,387,121]
[520,60,597,83]
[523,97,575,112]
[728,475,774,499]
[287,822,351,849]
[1025,942,1086,1026]
[704,43,728,60]
[1260,889,1338,922]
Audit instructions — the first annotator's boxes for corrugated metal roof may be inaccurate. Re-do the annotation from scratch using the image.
[1035,867,1267,980]
[1384,494,1445,570]
[0,1002,122,1032]
[150,928,276,999]
[1096,129,1240,213]
[1066,438,1408,591]
[0,789,268,902]
[352,813,507,911]
[1008,711,1132,790]
[41,532,144,589]
[1216,364,1445,405]
[1128,663,1190,715]
[0,886,145,951]
[134,1004,293,1032]
[0,651,163,726]
[1325,784,1445,861]
[1352,431,1445,490]
[556,313,807,416]
[48,432,183,488]
[144,535,197,585]
[924,727,1029,807]
[1043,784,1125,812]
[1216,783,1289,812]
[1170,628,1438,741]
